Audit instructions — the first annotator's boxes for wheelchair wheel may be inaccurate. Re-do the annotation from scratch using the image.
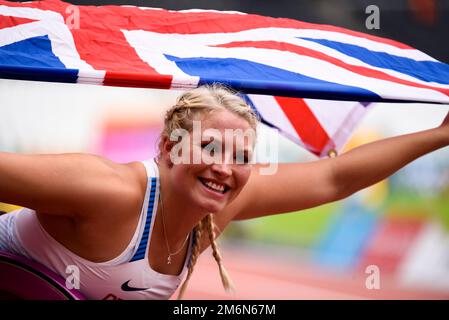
[0,251,85,300]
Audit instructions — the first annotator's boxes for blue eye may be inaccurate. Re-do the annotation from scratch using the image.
[234,153,249,164]
[201,142,219,155]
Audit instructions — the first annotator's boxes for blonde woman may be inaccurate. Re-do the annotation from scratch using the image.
[0,84,448,300]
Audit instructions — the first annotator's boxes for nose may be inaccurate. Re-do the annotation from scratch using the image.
[210,162,232,178]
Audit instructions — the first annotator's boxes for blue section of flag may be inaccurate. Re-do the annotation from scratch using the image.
[0,35,65,68]
[0,35,78,83]
[164,55,383,102]
[300,37,449,85]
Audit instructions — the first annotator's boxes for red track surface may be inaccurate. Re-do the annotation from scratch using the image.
[175,244,449,300]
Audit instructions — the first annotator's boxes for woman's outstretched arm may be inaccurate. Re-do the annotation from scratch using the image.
[0,152,141,217]
[231,112,449,220]
[331,113,449,200]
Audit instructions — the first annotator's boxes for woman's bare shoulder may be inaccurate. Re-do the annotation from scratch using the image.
[121,161,148,199]
[81,159,148,219]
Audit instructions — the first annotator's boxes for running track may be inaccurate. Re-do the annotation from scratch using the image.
[175,243,449,300]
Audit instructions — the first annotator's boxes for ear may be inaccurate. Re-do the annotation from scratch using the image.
[160,136,175,168]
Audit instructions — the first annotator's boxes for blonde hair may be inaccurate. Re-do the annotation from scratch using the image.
[158,84,259,299]
[159,83,259,152]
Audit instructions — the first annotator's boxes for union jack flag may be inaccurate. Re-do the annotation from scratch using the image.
[0,0,447,157]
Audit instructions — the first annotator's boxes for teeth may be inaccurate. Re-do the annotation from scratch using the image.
[203,180,225,193]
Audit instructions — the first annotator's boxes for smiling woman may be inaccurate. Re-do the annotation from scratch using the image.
[0,83,260,300]
[0,83,449,300]
[155,84,259,297]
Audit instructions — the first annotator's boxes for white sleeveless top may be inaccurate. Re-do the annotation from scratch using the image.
[2,158,193,300]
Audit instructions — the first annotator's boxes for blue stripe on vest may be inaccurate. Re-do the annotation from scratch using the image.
[130,177,157,262]
[132,253,144,261]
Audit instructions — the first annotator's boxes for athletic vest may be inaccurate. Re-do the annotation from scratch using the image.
[0,158,192,300]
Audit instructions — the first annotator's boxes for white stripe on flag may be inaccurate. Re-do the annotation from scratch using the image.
[123,27,435,62]
[123,29,201,87]
[77,69,106,85]
[286,38,449,90]
[0,4,63,22]
[122,30,449,103]
[305,99,373,155]
[0,8,96,72]
[248,94,303,145]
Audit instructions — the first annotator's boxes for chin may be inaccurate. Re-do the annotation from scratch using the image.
[199,201,226,214]
[194,178,232,213]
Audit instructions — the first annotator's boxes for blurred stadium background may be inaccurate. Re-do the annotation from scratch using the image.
[1,77,448,299]
[1,0,449,299]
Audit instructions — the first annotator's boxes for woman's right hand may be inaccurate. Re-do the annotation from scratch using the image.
[437,111,449,145]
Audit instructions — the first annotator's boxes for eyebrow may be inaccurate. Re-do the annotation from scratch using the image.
[201,137,253,153]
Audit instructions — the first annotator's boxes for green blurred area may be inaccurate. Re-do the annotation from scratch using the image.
[224,190,449,248]
[225,202,340,248]
[385,191,449,229]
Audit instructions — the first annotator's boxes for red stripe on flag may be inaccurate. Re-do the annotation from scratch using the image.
[0,15,37,30]
[275,96,330,155]
[71,20,162,76]
[104,71,172,89]
[216,41,449,98]
[0,0,167,79]
[0,0,412,49]
[0,0,168,79]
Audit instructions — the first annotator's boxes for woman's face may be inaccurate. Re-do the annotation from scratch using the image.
[164,109,256,214]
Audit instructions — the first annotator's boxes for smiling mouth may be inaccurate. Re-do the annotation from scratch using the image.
[198,178,230,194]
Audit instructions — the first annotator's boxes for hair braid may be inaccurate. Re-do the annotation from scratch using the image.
[177,217,205,300]
[176,213,234,299]
[205,214,235,293]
